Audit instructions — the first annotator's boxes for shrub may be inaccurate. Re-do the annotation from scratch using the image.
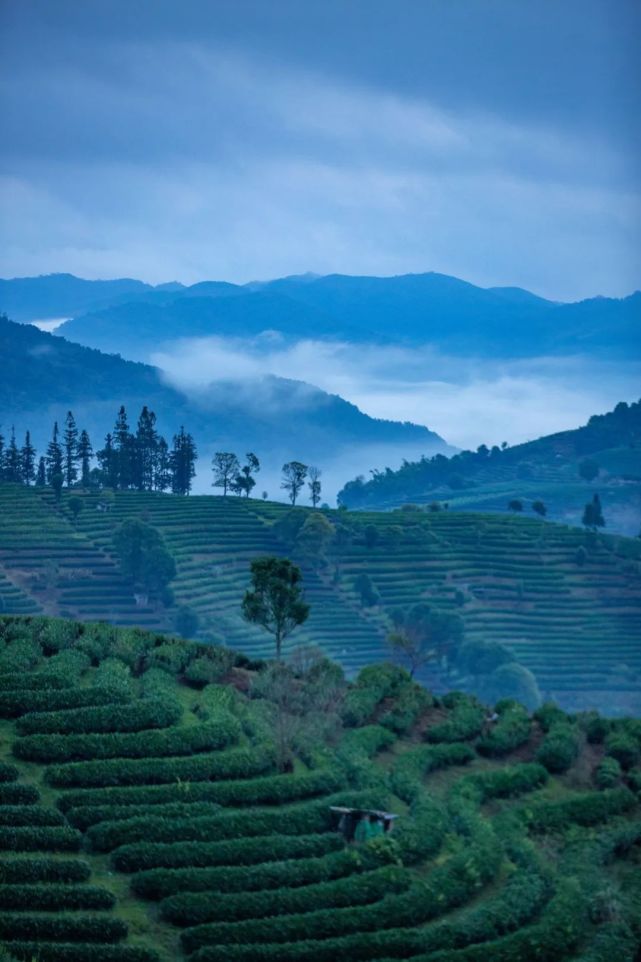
[533,702,568,732]
[0,858,90,885]
[131,846,388,901]
[0,913,127,943]
[161,865,409,926]
[14,719,240,764]
[393,793,448,863]
[342,664,408,727]
[477,703,531,756]
[112,831,344,873]
[68,801,221,832]
[0,806,64,827]
[0,639,41,673]
[379,683,432,735]
[0,762,19,782]
[605,733,640,770]
[452,764,548,804]
[47,745,274,789]
[0,686,129,718]
[535,723,580,773]
[2,944,160,962]
[89,790,381,852]
[0,673,72,691]
[390,743,475,803]
[0,826,82,852]
[0,783,39,805]
[57,767,342,815]
[93,658,135,695]
[16,696,181,736]
[584,713,611,744]
[0,884,115,911]
[522,787,636,832]
[595,757,622,789]
[425,700,484,743]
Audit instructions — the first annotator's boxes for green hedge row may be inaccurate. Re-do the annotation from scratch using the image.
[0,805,65,827]
[605,732,640,770]
[378,683,432,735]
[425,701,485,744]
[0,673,72,691]
[0,858,90,885]
[189,844,548,962]
[89,790,378,852]
[522,787,636,832]
[2,944,160,962]
[131,845,388,901]
[0,913,127,943]
[68,801,221,832]
[0,826,82,852]
[392,792,449,864]
[112,831,344,873]
[0,686,129,719]
[161,865,409,926]
[0,761,19,782]
[48,746,274,789]
[14,719,240,764]
[181,817,500,953]
[0,783,39,805]
[17,696,181,736]
[390,743,475,803]
[451,763,548,805]
[595,757,622,789]
[0,884,115,911]
[338,726,396,757]
[477,702,531,757]
[63,769,344,826]
[535,723,580,773]
[342,664,410,727]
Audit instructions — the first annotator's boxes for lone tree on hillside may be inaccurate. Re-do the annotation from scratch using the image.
[113,518,176,602]
[388,603,464,678]
[308,466,322,507]
[508,499,523,512]
[242,556,310,659]
[232,453,260,497]
[582,493,605,531]
[532,500,547,517]
[212,452,240,496]
[281,461,308,505]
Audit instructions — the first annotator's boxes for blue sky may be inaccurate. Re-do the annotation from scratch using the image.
[1,0,639,300]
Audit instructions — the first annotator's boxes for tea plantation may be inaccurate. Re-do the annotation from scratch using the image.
[0,615,640,961]
[1,483,641,713]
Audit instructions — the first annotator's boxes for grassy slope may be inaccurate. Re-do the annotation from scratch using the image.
[1,482,641,713]
[0,617,640,962]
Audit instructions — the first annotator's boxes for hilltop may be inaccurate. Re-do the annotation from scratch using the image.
[1,483,640,715]
[339,399,641,536]
[0,614,639,962]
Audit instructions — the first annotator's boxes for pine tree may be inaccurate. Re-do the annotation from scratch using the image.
[154,437,172,492]
[113,406,134,489]
[20,431,37,485]
[35,456,46,486]
[170,427,197,495]
[45,422,63,484]
[77,430,93,486]
[5,427,22,483]
[0,429,5,481]
[63,411,79,487]
[97,433,117,488]
[135,406,159,491]
[582,493,605,531]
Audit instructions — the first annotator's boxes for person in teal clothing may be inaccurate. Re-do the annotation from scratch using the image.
[354,813,384,842]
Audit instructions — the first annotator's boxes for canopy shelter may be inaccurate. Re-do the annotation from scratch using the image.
[330,806,399,842]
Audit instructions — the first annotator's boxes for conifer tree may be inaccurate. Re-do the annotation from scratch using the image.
[97,433,117,488]
[113,406,134,489]
[45,422,63,484]
[20,431,37,485]
[63,411,79,487]
[135,406,159,491]
[154,437,172,492]
[0,430,5,480]
[77,430,93,486]
[35,456,46,486]
[4,427,21,483]
[170,427,197,495]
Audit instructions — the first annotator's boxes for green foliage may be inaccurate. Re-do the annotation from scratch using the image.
[391,743,475,802]
[0,806,64,826]
[0,858,90,885]
[535,722,580,773]
[2,945,160,962]
[0,761,19,782]
[241,556,309,657]
[522,787,636,831]
[480,663,541,711]
[16,695,180,736]
[0,826,82,851]
[425,696,484,743]
[594,757,622,789]
[477,701,531,756]
[0,884,114,911]
[0,783,39,805]
[0,913,127,943]
[0,685,129,718]
[342,663,409,727]
[14,719,239,763]
[604,732,640,770]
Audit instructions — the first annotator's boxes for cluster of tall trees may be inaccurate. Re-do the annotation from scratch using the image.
[211,454,322,506]
[0,406,198,497]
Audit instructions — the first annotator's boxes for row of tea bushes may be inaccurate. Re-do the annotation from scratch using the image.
[16,696,181,736]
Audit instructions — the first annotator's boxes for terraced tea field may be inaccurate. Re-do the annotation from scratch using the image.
[0,616,640,961]
[0,482,640,712]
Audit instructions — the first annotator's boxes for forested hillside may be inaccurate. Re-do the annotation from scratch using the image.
[1,483,640,715]
[339,399,641,534]
[0,615,640,962]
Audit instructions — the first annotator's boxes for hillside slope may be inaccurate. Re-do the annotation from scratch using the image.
[339,399,641,535]
[0,616,640,962]
[1,483,640,714]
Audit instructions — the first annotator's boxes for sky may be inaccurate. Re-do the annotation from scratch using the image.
[1,0,640,301]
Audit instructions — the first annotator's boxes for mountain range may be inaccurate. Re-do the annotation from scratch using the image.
[2,271,639,359]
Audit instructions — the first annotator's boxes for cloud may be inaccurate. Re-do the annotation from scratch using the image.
[151,335,641,450]
[1,14,639,299]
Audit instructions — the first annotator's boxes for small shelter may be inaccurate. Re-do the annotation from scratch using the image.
[329,806,398,842]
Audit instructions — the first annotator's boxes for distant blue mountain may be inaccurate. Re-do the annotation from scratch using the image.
[1,271,639,359]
